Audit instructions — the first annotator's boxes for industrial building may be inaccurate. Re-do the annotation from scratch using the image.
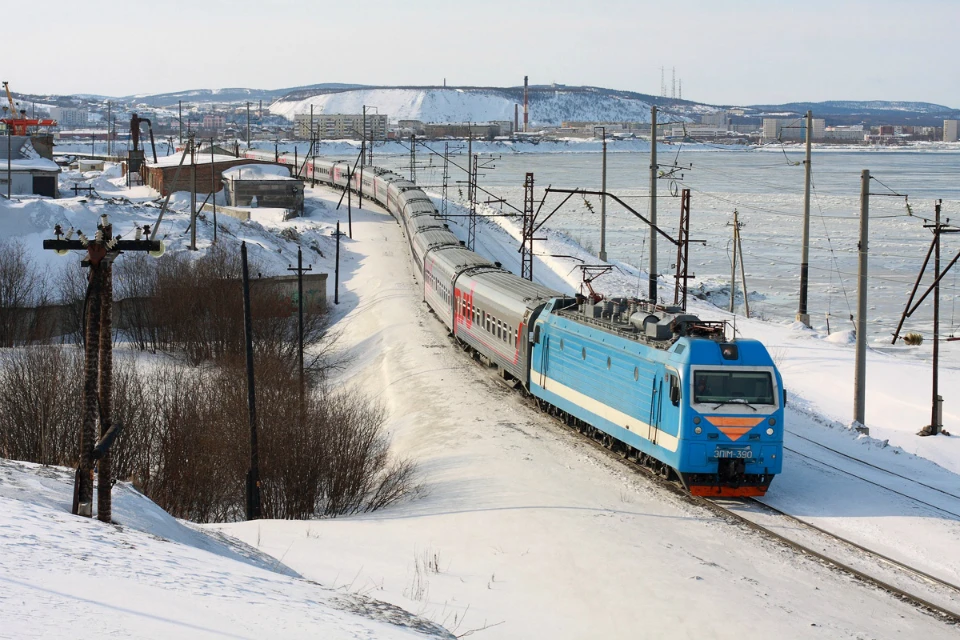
[141,151,271,196]
[293,113,388,140]
[417,121,514,139]
[50,107,89,128]
[762,117,825,142]
[0,136,60,197]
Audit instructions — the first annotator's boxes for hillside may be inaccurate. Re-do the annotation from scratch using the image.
[268,85,703,126]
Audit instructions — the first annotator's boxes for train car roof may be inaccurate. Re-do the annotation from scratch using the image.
[414,229,461,249]
[429,247,494,272]
[469,270,562,305]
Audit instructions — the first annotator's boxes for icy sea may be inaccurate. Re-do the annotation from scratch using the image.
[378,147,960,348]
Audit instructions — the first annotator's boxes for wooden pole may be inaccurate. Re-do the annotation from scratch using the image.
[241,242,261,520]
[96,251,114,523]
[76,258,103,517]
[737,218,750,318]
[335,222,340,305]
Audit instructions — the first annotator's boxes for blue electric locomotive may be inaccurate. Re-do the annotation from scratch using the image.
[529,298,784,496]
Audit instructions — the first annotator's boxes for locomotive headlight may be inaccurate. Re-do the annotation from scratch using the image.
[694,426,702,435]
[693,416,701,425]
[768,417,776,426]
[766,427,774,436]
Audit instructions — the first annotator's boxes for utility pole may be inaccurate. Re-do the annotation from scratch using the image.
[189,136,197,250]
[106,101,111,156]
[334,221,341,305]
[43,220,160,521]
[522,172,535,281]
[246,102,251,148]
[241,242,261,521]
[729,209,740,313]
[737,217,750,318]
[917,201,960,436]
[595,126,607,261]
[178,100,183,145]
[468,153,479,251]
[211,138,217,244]
[410,133,416,182]
[673,189,692,310]
[309,104,314,153]
[467,128,477,250]
[6,116,10,199]
[853,169,869,433]
[928,200,942,436]
[648,105,658,302]
[441,142,450,221]
[797,110,813,327]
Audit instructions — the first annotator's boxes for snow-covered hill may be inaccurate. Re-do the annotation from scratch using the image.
[269,86,699,126]
[0,459,452,639]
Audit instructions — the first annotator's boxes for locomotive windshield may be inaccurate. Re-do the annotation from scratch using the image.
[693,370,775,406]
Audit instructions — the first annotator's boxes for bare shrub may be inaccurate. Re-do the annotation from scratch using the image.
[0,239,53,346]
[116,244,331,373]
[114,253,159,351]
[55,260,88,346]
[0,347,83,464]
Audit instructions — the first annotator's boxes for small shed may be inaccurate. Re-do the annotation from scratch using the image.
[0,136,60,197]
[78,158,105,171]
[222,164,304,214]
[0,158,61,197]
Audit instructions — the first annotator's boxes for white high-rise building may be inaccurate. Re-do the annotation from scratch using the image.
[944,120,959,142]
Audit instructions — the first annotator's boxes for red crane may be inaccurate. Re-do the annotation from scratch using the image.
[2,81,57,135]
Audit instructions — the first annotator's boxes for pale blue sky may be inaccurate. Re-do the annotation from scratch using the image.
[10,0,958,106]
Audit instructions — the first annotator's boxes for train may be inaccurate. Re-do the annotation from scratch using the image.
[242,148,785,497]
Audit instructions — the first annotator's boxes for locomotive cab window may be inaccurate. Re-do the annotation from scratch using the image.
[693,370,775,406]
[668,373,681,406]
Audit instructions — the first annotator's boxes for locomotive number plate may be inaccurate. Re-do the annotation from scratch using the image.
[713,447,753,459]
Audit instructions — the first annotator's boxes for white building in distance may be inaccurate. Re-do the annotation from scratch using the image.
[762,117,825,142]
[944,120,959,142]
[294,113,388,140]
[50,107,89,128]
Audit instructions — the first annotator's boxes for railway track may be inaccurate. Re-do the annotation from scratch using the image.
[458,329,960,626]
[517,385,960,626]
[709,496,960,624]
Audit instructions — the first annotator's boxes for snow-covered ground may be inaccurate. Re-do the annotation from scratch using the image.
[0,459,452,639]
[3,162,960,638]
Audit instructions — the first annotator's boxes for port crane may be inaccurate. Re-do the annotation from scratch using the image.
[2,81,57,135]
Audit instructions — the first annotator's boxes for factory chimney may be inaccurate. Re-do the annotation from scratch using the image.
[523,76,529,133]
[514,104,519,133]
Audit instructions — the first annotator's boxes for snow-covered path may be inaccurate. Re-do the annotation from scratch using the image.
[215,193,958,639]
